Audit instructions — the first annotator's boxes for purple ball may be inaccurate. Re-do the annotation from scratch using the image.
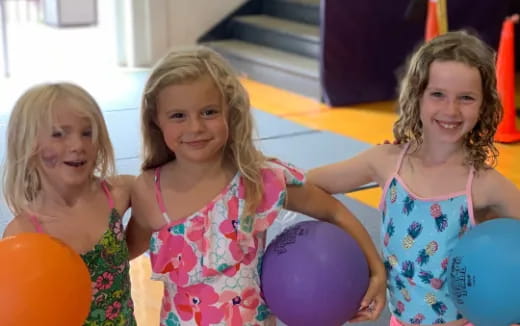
[261,220,369,326]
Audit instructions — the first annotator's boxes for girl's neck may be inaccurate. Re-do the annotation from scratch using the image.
[35,178,97,210]
[413,139,465,167]
[171,156,236,183]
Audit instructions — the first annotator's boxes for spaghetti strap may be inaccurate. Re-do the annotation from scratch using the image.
[28,214,44,233]
[394,143,411,175]
[154,168,171,223]
[100,180,115,209]
[465,166,477,226]
[465,166,475,191]
[378,143,412,211]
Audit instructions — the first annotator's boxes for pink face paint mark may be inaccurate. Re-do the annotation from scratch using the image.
[40,149,59,168]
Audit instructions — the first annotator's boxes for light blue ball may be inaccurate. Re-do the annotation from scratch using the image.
[448,218,520,326]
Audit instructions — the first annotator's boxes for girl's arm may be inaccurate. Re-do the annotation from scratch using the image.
[306,145,386,194]
[125,217,154,260]
[125,174,155,260]
[482,170,520,221]
[108,174,136,217]
[285,183,386,322]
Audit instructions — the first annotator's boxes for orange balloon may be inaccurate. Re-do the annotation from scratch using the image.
[0,233,92,326]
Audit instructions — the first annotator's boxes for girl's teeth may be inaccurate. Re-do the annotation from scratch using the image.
[439,122,459,129]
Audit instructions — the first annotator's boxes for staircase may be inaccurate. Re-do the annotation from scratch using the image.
[202,0,321,99]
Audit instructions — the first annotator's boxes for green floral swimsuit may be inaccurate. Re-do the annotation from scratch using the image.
[29,181,136,325]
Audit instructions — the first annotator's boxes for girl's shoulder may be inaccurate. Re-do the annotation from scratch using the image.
[106,174,136,190]
[104,175,136,198]
[262,158,305,185]
[2,213,33,238]
[472,166,505,187]
[472,166,520,219]
[103,175,136,213]
[368,143,407,174]
[371,142,404,158]
[130,170,159,209]
[133,169,156,193]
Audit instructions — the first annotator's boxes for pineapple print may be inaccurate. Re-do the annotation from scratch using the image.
[459,206,470,238]
[440,258,448,272]
[416,241,438,265]
[418,270,444,289]
[409,313,425,324]
[401,260,416,285]
[425,293,448,316]
[390,179,398,203]
[402,221,423,249]
[402,196,415,215]
[393,300,405,317]
[388,254,399,268]
[384,260,393,275]
[384,218,395,247]
[430,203,448,232]
[395,275,411,301]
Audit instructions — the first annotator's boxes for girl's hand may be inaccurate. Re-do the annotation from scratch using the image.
[378,139,401,145]
[348,272,387,322]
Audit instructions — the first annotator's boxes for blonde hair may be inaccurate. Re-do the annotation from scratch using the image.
[141,46,266,219]
[2,82,115,214]
[394,30,502,170]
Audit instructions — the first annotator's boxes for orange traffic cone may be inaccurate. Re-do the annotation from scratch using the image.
[495,14,520,143]
[425,0,448,41]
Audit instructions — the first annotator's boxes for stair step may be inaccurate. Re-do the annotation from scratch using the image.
[273,0,320,5]
[231,14,319,58]
[263,0,320,25]
[205,39,320,98]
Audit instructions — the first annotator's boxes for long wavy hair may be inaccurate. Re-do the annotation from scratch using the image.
[141,46,266,218]
[2,82,115,215]
[394,30,502,170]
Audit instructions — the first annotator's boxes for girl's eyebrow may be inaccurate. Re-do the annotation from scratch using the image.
[52,122,92,130]
[164,108,184,115]
[165,104,221,113]
[425,87,480,95]
[199,104,221,110]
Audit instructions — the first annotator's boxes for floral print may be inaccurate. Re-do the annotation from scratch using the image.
[150,159,303,325]
[82,209,136,326]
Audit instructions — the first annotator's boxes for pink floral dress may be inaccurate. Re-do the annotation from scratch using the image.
[149,159,304,326]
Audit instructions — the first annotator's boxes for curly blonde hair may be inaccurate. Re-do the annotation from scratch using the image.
[2,82,115,215]
[394,30,502,170]
[141,46,266,218]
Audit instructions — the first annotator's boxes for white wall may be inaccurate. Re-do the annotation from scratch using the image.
[166,0,247,46]
[118,0,246,67]
[43,0,97,27]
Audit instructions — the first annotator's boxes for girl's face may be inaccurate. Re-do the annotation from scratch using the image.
[419,60,482,145]
[36,98,98,188]
[155,75,230,164]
